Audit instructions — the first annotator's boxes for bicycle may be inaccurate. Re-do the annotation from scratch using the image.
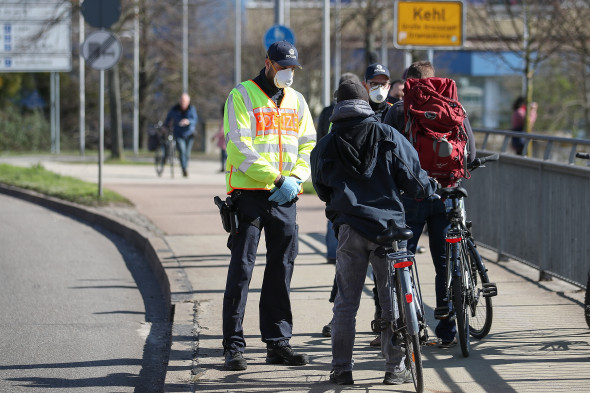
[436,153,499,357]
[576,152,590,329]
[375,226,427,393]
[153,121,176,178]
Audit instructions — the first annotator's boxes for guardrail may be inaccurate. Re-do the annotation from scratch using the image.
[462,148,590,289]
[472,128,590,164]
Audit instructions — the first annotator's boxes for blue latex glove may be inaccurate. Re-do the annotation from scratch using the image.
[268,176,303,205]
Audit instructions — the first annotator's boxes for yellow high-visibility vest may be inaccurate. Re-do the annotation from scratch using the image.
[223,79,316,193]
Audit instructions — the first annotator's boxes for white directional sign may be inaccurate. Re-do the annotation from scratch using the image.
[0,1,72,72]
[81,30,122,71]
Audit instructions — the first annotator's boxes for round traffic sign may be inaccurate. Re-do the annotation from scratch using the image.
[263,25,295,50]
[81,30,122,70]
[81,0,121,29]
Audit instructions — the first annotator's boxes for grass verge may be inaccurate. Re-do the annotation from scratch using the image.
[0,163,132,206]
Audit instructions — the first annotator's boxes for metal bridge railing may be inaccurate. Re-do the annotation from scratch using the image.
[472,128,590,164]
[462,144,590,289]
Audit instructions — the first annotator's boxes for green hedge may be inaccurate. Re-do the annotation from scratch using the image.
[0,105,50,151]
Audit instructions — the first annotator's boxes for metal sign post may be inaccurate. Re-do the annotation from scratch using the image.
[81,30,122,198]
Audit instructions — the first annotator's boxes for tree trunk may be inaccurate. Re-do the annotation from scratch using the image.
[108,64,124,160]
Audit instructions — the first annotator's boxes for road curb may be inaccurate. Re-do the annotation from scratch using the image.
[0,183,196,391]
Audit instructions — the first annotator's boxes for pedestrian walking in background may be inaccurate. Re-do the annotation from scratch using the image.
[511,96,538,155]
[164,92,198,177]
[311,78,438,385]
[221,40,316,372]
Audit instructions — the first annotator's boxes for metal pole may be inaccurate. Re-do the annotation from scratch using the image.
[380,11,387,67]
[427,49,434,65]
[99,70,104,198]
[55,72,60,154]
[235,0,241,86]
[50,72,56,153]
[79,4,85,156]
[333,0,341,92]
[182,0,188,93]
[133,1,139,155]
[284,0,290,27]
[275,0,284,25]
[322,0,330,107]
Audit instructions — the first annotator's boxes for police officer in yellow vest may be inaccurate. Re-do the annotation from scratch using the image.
[221,40,316,371]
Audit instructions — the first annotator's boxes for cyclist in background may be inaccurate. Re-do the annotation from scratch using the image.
[164,92,198,177]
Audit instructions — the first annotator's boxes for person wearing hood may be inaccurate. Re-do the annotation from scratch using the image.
[362,63,393,122]
[311,79,438,386]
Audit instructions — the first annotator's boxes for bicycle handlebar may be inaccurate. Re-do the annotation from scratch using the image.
[467,153,500,171]
[576,152,590,160]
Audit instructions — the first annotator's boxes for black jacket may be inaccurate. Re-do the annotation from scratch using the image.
[310,99,437,245]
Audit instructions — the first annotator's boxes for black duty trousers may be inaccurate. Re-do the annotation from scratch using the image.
[222,190,298,353]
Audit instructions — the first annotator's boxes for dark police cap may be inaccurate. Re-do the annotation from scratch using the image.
[266,40,302,68]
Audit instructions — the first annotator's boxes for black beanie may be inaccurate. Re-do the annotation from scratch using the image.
[336,79,369,103]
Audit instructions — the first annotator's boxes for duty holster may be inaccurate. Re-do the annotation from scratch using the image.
[214,196,240,236]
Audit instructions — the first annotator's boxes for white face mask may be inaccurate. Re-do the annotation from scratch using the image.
[369,86,388,103]
[274,68,294,88]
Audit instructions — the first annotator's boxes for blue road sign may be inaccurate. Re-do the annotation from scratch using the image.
[263,25,295,50]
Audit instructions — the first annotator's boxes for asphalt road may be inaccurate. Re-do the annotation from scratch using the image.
[0,194,170,393]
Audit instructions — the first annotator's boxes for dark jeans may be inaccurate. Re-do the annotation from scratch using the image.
[175,134,194,171]
[401,195,456,342]
[222,190,298,353]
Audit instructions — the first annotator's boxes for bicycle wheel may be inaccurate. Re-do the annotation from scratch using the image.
[466,240,493,339]
[396,276,424,393]
[452,269,470,357]
[154,147,165,176]
[585,270,590,329]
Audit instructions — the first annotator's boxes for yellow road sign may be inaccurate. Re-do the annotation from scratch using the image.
[395,0,464,49]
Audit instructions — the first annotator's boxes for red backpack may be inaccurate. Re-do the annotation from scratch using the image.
[403,77,469,187]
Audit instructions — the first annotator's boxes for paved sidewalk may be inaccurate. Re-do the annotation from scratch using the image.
[2,155,589,393]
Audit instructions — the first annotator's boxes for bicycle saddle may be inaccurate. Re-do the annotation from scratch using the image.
[376,226,414,245]
[439,187,468,200]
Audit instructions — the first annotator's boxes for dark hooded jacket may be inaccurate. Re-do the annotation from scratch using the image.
[310,99,437,245]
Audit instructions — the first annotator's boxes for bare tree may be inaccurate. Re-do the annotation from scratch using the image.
[468,1,562,134]
[551,0,590,135]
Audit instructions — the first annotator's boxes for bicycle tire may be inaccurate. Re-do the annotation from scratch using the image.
[585,270,590,329]
[396,273,424,393]
[452,271,470,357]
[154,147,165,177]
[466,240,493,339]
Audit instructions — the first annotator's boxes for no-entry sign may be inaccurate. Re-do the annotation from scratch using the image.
[395,0,465,49]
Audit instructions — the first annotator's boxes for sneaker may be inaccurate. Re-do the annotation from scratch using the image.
[322,322,332,337]
[224,351,247,371]
[439,337,458,349]
[416,245,426,253]
[182,168,188,177]
[330,369,354,385]
[370,335,381,347]
[383,369,413,385]
[266,346,309,366]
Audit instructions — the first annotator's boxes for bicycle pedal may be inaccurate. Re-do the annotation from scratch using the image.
[434,306,450,320]
[482,283,498,297]
[371,318,388,333]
